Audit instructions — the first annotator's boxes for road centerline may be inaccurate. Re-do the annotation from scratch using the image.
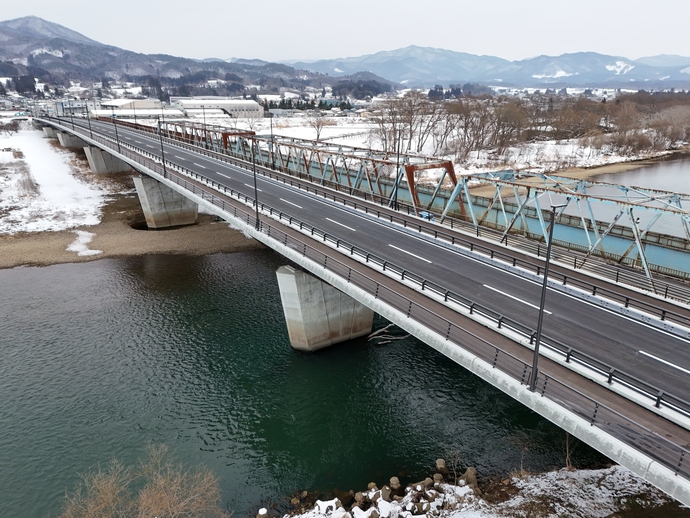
[388,244,432,264]
[639,350,690,375]
[244,183,262,192]
[483,284,552,314]
[280,198,302,209]
[325,218,356,232]
[193,162,206,169]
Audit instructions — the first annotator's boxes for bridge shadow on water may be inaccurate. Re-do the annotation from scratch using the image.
[0,249,612,517]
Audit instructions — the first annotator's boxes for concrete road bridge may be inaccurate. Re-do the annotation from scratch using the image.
[36,115,690,505]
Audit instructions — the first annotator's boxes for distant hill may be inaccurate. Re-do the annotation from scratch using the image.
[289,45,690,88]
[2,17,690,90]
[0,16,391,92]
[635,54,690,68]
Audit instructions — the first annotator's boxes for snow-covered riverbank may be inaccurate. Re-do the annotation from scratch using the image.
[0,122,108,233]
[285,465,683,518]
[0,122,262,268]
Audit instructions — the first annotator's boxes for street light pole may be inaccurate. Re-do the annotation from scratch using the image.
[392,127,402,211]
[158,117,167,177]
[85,100,93,138]
[251,137,260,229]
[269,112,275,170]
[201,103,207,149]
[111,106,121,153]
[529,203,567,391]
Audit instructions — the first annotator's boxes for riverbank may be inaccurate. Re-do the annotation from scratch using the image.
[0,190,264,269]
[282,461,688,518]
[0,124,264,270]
[557,145,690,181]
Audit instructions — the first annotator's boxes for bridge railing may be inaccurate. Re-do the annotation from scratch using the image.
[157,155,690,423]
[46,115,690,304]
[163,165,690,481]
[46,117,690,480]
[105,117,690,304]
[47,117,690,424]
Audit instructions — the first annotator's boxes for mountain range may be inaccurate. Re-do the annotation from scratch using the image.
[1,16,690,90]
[287,46,690,88]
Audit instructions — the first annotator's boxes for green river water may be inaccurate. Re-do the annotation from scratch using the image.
[0,250,611,516]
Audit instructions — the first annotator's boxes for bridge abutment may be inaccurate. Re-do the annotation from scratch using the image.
[276,265,374,352]
[56,131,88,149]
[83,146,132,174]
[133,175,198,229]
[42,127,57,138]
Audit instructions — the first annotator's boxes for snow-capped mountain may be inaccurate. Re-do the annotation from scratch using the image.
[289,47,690,87]
[1,16,689,89]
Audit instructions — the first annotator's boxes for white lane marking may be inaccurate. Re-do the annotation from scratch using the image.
[216,172,231,179]
[174,155,185,160]
[146,144,154,148]
[388,244,432,264]
[135,140,142,143]
[483,284,552,314]
[244,183,262,192]
[639,350,690,375]
[193,162,206,169]
[280,198,302,209]
[326,218,356,232]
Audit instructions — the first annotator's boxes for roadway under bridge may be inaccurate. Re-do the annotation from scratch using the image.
[36,116,690,505]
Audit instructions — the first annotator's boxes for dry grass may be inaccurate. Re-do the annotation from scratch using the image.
[59,445,230,518]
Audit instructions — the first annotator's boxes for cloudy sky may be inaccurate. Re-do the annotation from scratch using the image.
[3,0,690,62]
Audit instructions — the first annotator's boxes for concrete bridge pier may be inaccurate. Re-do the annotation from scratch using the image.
[83,146,132,174]
[42,126,57,138]
[276,265,374,352]
[56,132,88,149]
[132,175,198,229]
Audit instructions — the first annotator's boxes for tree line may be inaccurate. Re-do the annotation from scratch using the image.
[370,90,690,162]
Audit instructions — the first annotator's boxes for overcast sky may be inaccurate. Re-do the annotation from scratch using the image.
[4,0,690,62]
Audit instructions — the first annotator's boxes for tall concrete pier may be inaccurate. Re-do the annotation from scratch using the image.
[83,146,132,174]
[133,175,198,229]
[276,265,374,352]
[56,132,87,149]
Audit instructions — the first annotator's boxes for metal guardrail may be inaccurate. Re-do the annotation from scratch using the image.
[47,117,690,421]
[51,116,690,303]
[47,117,690,481]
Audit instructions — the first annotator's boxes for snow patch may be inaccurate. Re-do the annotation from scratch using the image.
[606,61,635,75]
[334,68,344,73]
[30,48,64,58]
[66,230,102,256]
[681,66,690,74]
[532,70,574,79]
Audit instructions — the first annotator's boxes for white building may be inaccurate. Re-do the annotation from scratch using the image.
[101,99,162,110]
[171,97,263,118]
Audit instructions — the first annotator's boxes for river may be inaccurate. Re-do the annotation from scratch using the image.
[0,250,610,517]
[592,155,690,194]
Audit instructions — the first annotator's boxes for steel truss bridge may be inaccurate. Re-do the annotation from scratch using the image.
[39,116,690,505]
[117,118,690,286]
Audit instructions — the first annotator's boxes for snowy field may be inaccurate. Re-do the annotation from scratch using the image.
[0,122,109,234]
[213,116,670,177]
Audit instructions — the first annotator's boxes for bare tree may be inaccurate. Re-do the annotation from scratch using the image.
[307,110,328,141]
[59,445,230,518]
